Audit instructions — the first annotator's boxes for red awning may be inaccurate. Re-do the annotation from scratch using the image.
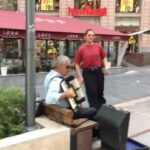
[0,10,128,40]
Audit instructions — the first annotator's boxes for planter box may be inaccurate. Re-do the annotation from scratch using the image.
[126,53,150,67]
[0,121,70,150]
[0,67,8,76]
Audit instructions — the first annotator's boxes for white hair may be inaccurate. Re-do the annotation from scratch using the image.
[52,55,70,68]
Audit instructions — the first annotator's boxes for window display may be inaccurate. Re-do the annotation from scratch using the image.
[67,41,81,58]
[35,0,59,12]
[35,40,60,71]
[4,39,19,59]
[0,39,23,74]
[116,0,140,13]
[0,0,17,10]
[74,0,101,9]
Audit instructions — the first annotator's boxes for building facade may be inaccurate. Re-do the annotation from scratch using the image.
[1,0,150,51]
[59,0,150,53]
[20,0,150,56]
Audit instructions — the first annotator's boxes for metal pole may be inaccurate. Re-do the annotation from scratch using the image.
[25,0,36,131]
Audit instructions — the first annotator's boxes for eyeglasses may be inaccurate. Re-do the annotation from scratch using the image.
[65,65,71,69]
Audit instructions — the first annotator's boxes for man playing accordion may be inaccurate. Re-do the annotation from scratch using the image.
[44,55,97,119]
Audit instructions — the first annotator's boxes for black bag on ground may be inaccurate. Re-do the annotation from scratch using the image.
[35,99,45,117]
[94,104,130,150]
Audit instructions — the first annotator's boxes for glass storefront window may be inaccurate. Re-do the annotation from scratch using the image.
[101,41,117,66]
[3,39,19,59]
[35,0,59,12]
[116,0,140,13]
[67,41,81,58]
[35,40,60,71]
[35,40,47,69]
[0,0,17,11]
[74,0,101,9]
[0,39,23,74]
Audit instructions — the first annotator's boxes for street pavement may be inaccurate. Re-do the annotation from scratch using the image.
[115,96,150,147]
[105,65,150,105]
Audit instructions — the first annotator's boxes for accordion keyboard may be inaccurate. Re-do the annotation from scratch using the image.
[60,80,77,110]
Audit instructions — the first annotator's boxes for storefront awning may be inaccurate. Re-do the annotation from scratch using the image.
[0,10,128,41]
[128,29,150,36]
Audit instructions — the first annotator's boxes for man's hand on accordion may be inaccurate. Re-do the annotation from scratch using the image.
[65,88,76,98]
[60,88,75,100]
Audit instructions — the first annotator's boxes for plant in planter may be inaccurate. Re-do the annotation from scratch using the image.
[0,87,25,139]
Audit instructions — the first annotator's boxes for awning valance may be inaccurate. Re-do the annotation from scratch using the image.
[0,10,128,41]
[128,29,150,36]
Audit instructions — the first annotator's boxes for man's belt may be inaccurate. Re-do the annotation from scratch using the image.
[83,67,102,72]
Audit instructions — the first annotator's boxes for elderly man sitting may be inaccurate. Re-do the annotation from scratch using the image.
[44,55,97,120]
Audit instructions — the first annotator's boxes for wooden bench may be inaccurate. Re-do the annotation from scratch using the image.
[42,102,88,126]
[41,102,99,150]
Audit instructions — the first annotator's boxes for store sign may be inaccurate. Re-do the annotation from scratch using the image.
[128,36,136,44]
[68,7,107,16]
[1,30,19,38]
[37,32,51,39]
[112,36,121,40]
[67,34,79,39]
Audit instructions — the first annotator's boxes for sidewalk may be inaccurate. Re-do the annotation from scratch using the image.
[115,96,150,146]
[92,96,150,149]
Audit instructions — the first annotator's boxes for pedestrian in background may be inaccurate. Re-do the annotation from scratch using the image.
[47,41,57,69]
[74,28,110,110]
[35,52,41,72]
[47,41,57,60]
[123,44,130,62]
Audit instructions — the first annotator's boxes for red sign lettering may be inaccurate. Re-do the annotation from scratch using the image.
[68,7,107,16]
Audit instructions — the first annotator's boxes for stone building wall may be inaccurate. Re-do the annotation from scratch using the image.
[140,0,150,52]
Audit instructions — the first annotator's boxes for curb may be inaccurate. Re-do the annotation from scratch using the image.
[114,96,150,108]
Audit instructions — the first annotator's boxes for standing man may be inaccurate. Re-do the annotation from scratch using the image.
[74,29,110,110]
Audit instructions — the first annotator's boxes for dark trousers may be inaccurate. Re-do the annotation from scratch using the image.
[73,107,97,119]
[73,106,104,139]
[83,67,106,110]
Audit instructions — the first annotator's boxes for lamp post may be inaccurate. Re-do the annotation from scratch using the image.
[25,0,37,131]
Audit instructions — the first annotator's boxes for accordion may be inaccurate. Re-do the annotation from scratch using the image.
[60,75,86,111]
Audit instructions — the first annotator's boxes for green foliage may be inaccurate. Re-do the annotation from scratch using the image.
[0,87,25,139]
